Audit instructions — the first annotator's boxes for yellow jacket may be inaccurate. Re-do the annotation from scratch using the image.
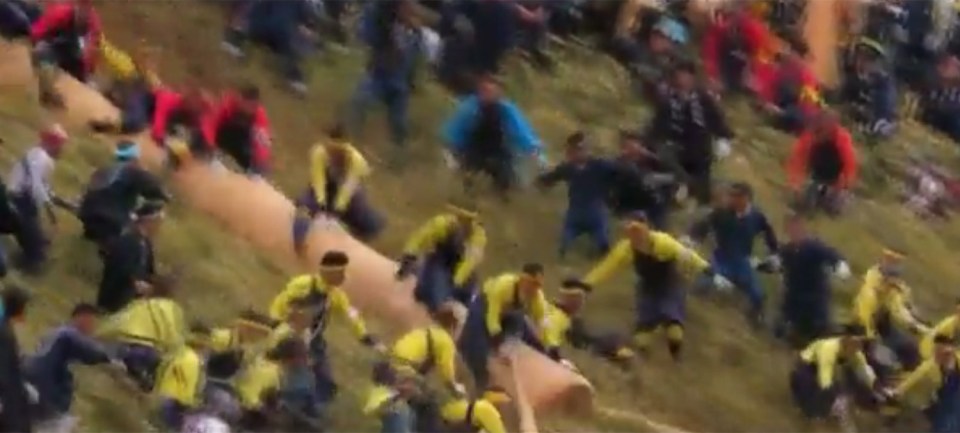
[98,297,187,353]
[363,385,404,416]
[894,351,960,409]
[800,337,876,390]
[99,37,161,88]
[390,326,458,385]
[269,274,368,339]
[482,273,549,338]
[233,355,282,410]
[584,232,710,287]
[403,214,487,287]
[310,142,370,212]
[921,316,959,359]
[853,268,923,338]
[440,398,506,433]
[542,303,573,351]
[154,346,205,407]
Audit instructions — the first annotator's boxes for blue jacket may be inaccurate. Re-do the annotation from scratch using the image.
[691,207,778,260]
[443,96,541,156]
[24,325,112,413]
[780,238,842,308]
[537,157,618,210]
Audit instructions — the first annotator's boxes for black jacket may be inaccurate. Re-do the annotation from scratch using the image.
[0,320,31,432]
[645,88,733,165]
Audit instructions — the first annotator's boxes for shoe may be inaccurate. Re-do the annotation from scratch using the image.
[748,310,766,330]
[667,341,682,362]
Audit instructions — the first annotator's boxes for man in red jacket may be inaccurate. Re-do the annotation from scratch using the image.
[701,1,777,96]
[210,85,272,178]
[29,0,101,106]
[150,86,216,166]
[787,113,858,216]
[761,36,823,134]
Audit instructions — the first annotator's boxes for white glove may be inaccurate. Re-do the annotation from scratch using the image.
[748,256,762,268]
[834,261,852,280]
[535,152,550,170]
[712,274,734,292]
[452,382,467,397]
[442,150,459,170]
[765,254,781,270]
[24,383,38,404]
[831,395,850,418]
[714,138,732,160]
[678,235,697,249]
[559,359,579,372]
[109,359,127,372]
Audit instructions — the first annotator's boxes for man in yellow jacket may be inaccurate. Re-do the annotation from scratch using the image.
[98,275,186,392]
[389,303,466,432]
[292,125,384,254]
[789,324,877,420]
[920,299,960,360]
[457,263,550,389]
[231,334,309,431]
[206,310,278,383]
[542,279,636,370]
[853,249,929,370]
[395,199,487,312]
[888,335,960,432]
[153,323,211,430]
[583,211,729,360]
[269,250,383,403]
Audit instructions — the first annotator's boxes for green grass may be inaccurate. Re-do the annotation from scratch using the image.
[2,2,960,432]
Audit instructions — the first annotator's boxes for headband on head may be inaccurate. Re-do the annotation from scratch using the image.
[115,141,141,161]
[447,204,479,219]
[482,389,511,405]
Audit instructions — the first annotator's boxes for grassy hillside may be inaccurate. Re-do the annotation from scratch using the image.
[2,2,960,432]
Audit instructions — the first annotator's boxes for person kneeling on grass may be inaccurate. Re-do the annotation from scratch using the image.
[292,125,385,255]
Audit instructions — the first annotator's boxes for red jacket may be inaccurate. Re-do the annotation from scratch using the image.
[150,89,216,149]
[210,93,273,169]
[702,12,776,82]
[787,126,857,189]
[765,59,822,114]
[30,2,102,76]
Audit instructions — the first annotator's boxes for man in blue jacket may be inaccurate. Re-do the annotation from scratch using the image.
[774,214,850,347]
[24,303,121,432]
[687,182,779,327]
[536,131,617,258]
[348,0,423,153]
[443,75,545,200]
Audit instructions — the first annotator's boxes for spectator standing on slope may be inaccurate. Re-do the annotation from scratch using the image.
[0,285,32,433]
[5,125,71,274]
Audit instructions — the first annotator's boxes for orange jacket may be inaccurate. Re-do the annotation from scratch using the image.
[787,126,857,189]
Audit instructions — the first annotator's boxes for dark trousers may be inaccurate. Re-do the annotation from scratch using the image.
[559,204,610,257]
[10,193,45,269]
[461,154,515,195]
[217,135,260,174]
[348,75,410,148]
[457,296,545,389]
[0,0,39,39]
[413,254,477,312]
[679,158,712,206]
[296,184,385,241]
[226,25,306,83]
[117,343,162,392]
[80,212,125,248]
[310,342,337,404]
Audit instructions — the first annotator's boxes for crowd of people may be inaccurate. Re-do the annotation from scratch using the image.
[2,0,960,432]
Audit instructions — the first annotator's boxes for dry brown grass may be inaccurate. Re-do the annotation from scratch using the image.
[1,2,959,431]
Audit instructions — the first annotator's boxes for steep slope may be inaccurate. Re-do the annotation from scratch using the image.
[2,1,960,432]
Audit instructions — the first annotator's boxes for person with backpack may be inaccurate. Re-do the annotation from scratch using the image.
[78,141,169,249]
[4,125,71,274]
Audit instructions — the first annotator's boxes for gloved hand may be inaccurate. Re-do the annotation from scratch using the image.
[834,261,852,280]
[712,274,734,293]
[678,235,697,249]
[535,152,550,170]
[442,150,459,170]
[395,254,418,281]
[24,383,38,404]
[109,358,128,373]
[755,254,781,273]
[714,138,732,160]
[451,382,467,397]
[559,358,579,372]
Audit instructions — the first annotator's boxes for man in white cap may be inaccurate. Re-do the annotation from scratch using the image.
[4,124,69,274]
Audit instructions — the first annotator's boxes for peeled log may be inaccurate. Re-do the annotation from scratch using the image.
[0,41,594,417]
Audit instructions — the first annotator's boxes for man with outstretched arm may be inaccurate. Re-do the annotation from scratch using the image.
[583,211,731,361]
[685,182,779,327]
[396,199,486,313]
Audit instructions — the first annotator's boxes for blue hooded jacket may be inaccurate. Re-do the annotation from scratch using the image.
[442,96,541,156]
